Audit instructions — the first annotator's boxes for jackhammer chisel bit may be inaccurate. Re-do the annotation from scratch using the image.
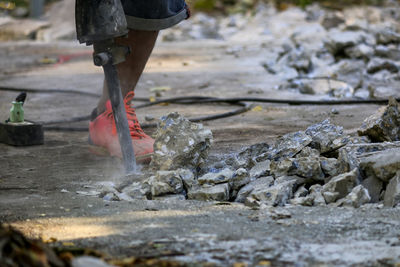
[75,0,137,173]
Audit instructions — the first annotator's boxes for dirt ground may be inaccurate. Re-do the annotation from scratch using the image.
[1,33,400,265]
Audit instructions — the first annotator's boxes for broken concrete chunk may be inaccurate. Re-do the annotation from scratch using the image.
[234,176,274,203]
[324,29,366,56]
[144,170,185,197]
[270,131,312,161]
[121,182,149,200]
[295,147,320,158]
[339,185,371,208]
[375,44,400,60]
[361,176,383,203]
[344,43,374,59]
[287,47,312,72]
[367,58,399,74]
[249,160,271,178]
[187,183,230,201]
[358,98,400,142]
[250,180,296,207]
[337,142,400,173]
[384,172,400,207]
[232,142,270,169]
[230,168,251,191]
[294,185,308,198]
[359,148,400,182]
[322,169,358,203]
[305,119,348,153]
[320,157,341,178]
[375,28,400,45]
[179,169,196,190]
[151,112,213,170]
[271,157,325,182]
[290,195,314,206]
[102,192,119,201]
[198,168,234,185]
[275,175,305,186]
[309,184,326,206]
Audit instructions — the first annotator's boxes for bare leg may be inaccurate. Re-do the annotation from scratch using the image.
[97,30,159,113]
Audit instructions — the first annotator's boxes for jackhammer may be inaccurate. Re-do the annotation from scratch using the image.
[75,0,137,173]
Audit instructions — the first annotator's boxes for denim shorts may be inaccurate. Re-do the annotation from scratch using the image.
[121,0,189,31]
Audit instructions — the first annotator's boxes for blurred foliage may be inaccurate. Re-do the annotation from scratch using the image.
[188,0,387,13]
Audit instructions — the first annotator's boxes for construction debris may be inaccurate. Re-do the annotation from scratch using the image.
[150,112,213,171]
[358,98,400,142]
[384,172,400,207]
[91,99,400,209]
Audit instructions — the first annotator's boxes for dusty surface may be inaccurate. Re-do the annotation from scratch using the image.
[1,5,400,266]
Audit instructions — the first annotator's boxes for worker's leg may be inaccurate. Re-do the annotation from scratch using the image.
[97,29,159,114]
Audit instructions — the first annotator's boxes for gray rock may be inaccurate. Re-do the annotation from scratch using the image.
[234,176,274,203]
[102,192,119,201]
[305,119,348,153]
[325,30,366,56]
[296,147,320,158]
[358,98,400,142]
[187,183,230,201]
[375,44,400,60]
[339,185,371,208]
[375,28,400,45]
[337,142,400,173]
[249,160,271,178]
[294,185,308,198]
[367,58,399,74]
[297,81,315,95]
[384,172,400,207]
[229,142,270,169]
[275,175,305,186]
[360,148,400,182]
[270,131,312,160]
[344,44,374,59]
[121,182,149,200]
[116,192,134,201]
[250,179,297,206]
[361,176,383,203]
[72,256,113,267]
[290,195,314,206]
[309,184,326,206]
[322,169,358,203]
[287,48,312,73]
[270,157,325,182]
[145,170,186,197]
[320,157,341,178]
[150,112,213,170]
[263,59,299,80]
[179,169,196,190]
[321,12,345,30]
[198,168,234,185]
[230,168,251,191]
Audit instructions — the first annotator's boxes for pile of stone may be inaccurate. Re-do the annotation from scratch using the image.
[98,99,400,208]
[160,2,400,99]
[263,4,400,99]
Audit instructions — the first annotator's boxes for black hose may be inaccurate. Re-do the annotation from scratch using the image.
[2,85,399,132]
[43,103,252,131]
[1,85,398,105]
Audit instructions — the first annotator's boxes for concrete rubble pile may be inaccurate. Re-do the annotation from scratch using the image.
[97,100,400,208]
[268,5,400,99]
[161,2,400,99]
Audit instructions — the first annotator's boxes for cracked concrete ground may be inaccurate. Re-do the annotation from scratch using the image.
[1,39,400,266]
